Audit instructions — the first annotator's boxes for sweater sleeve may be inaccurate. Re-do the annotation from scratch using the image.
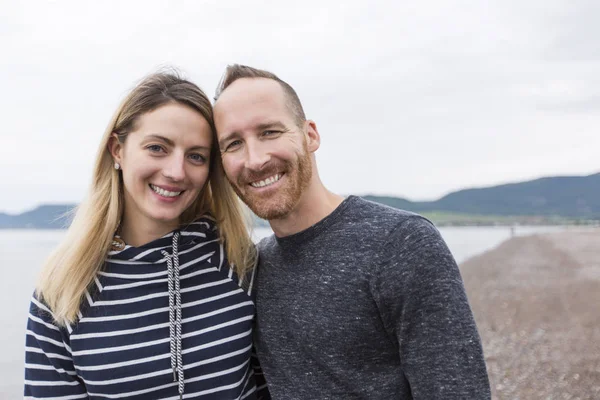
[24,295,88,399]
[250,348,271,400]
[372,217,491,399]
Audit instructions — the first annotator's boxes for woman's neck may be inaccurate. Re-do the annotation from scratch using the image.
[119,216,179,247]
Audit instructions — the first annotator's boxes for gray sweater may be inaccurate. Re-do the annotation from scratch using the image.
[255,196,491,399]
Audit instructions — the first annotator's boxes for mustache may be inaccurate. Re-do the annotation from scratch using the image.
[239,161,289,183]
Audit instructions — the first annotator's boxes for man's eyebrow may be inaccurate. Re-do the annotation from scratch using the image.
[218,122,287,148]
[256,121,287,131]
[218,132,241,148]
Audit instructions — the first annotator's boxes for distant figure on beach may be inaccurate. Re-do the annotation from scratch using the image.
[213,64,492,399]
[24,72,269,399]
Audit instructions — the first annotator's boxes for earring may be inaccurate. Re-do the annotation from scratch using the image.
[114,162,120,170]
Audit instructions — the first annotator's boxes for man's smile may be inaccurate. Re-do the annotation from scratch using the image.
[250,173,283,188]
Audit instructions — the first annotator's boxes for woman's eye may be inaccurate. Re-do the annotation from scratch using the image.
[189,153,206,163]
[147,144,164,153]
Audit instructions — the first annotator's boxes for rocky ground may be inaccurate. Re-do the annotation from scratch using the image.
[460,230,600,399]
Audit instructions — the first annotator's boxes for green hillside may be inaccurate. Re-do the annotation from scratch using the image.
[2,172,599,228]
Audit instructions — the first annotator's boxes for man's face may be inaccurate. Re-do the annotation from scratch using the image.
[214,78,313,220]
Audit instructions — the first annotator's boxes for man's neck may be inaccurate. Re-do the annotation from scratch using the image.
[269,183,344,238]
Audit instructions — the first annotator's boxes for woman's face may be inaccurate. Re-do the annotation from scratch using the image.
[110,102,212,233]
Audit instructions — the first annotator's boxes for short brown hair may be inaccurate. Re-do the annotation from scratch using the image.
[215,64,306,127]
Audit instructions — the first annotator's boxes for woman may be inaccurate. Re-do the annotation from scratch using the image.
[24,72,269,399]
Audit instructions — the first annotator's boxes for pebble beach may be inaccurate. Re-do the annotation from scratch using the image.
[461,230,600,399]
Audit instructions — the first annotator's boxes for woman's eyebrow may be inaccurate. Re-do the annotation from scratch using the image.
[143,134,174,146]
[144,134,210,151]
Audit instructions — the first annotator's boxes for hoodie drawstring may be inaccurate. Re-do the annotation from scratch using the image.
[162,232,184,399]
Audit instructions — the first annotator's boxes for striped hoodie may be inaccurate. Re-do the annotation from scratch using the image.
[24,216,269,399]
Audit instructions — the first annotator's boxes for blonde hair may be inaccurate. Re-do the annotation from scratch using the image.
[37,71,256,326]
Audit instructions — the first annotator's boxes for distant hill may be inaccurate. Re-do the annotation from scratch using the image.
[0,205,74,229]
[364,173,600,219]
[2,173,599,229]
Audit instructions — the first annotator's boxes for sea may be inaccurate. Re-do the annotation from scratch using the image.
[0,225,568,396]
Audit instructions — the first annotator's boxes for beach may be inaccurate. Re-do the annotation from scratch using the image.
[461,230,600,399]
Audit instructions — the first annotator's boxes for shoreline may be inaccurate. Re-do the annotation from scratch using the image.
[2,221,600,230]
[459,229,600,399]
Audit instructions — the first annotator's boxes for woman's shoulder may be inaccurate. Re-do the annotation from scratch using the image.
[27,291,70,333]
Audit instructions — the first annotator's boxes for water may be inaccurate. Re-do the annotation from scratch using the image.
[0,230,67,396]
[0,225,566,395]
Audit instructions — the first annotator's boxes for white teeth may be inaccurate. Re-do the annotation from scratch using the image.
[251,174,281,188]
[150,184,182,197]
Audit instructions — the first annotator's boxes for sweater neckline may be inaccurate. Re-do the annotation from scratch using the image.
[274,195,358,247]
[106,216,217,265]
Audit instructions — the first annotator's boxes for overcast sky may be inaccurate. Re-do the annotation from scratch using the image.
[1,0,599,213]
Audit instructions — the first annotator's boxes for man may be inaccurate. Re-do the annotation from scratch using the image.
[213,64,491,399]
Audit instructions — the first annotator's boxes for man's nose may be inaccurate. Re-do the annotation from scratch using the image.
[162,153,186,181]
[244,141,271,171]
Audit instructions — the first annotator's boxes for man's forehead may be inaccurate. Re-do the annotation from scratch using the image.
[218,109,284,134]
[216,78,286,109]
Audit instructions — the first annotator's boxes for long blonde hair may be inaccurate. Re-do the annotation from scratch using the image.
[37,72,256,326]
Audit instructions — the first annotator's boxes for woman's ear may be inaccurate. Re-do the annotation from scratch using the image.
[108,133,123,164]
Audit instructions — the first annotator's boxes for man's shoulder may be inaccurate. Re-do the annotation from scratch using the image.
[254,196,438,253]
[351,196,417,217]
[256,234,280,271]
[257,234,277,252]
[348,196,432,231]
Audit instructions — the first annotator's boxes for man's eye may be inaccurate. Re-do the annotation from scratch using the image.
[224,140,242,152]
[263,130,279,136]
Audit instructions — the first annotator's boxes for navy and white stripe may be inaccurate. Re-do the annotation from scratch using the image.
[25,216,269,399]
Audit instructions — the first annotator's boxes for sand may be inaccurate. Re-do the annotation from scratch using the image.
[460,230,600,399]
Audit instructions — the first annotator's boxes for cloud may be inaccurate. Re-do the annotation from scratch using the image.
[1,0,599,212]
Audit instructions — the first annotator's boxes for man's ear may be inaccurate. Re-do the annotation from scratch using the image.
[108,133,123,164]
[305,120,320,153]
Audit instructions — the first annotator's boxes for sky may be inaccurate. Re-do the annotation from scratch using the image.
[1,0,599,214]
